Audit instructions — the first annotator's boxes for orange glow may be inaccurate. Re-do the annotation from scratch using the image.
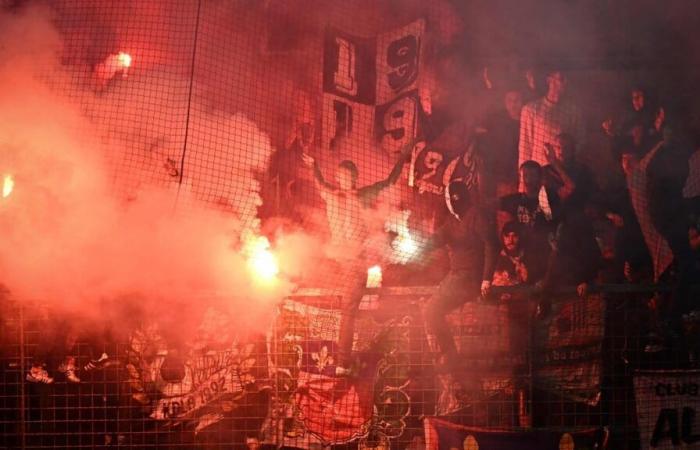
[2,174,14,198]
[386,210,420,264]
[366,265,382,288]
[117,52,132,68]
[244,235,279,284]
[397,234,418,257]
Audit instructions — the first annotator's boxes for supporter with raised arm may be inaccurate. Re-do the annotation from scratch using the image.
[543,133,596,207]
[647,123,698,345]
[499,161,559,238]
[602,87,665,146]
[301,140,415,376]
[606,140,653,282]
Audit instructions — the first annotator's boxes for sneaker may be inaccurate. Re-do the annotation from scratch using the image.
[84,352,109,372]
[26,365,54,384]
[58,357,81,383]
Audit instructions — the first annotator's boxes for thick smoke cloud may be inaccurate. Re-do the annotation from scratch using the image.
[0,5,309,333]
[0,0,466,334]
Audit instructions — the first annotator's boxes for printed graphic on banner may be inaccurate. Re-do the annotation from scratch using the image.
[321,95,376,152]
[375,90,422,155]
[376,20,425,105]
[321,20,424,154]
[261,298,414,449]
[410,142,479,197]
[375,20,425,155]
[321,27,376,152]
[125,307,268,433]
[442,141,480,190]
[323,28,376,104]
[409,143,448,196]
[423,417,605,450]
[633,370,700,450]
[533,294,605,406]
[427,302,524,418]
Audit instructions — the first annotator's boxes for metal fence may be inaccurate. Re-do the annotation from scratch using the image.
[3,1,700,449]
[2,284,697,449]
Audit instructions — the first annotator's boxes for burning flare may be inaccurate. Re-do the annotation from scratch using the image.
[385,210,421,264]
[396,234,418,257]
[95,51,133,86]
[366,265,382,288]
[117,52,132,69]
[244,234,279,284]
[2,174,14,198]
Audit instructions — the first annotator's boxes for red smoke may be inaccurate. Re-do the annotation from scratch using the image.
[0,6,306,332]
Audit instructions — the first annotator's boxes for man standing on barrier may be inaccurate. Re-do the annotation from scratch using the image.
[302,140,415,376]
[424,181,498,379]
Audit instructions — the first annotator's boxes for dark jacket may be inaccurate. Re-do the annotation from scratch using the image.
[429,207,498,282]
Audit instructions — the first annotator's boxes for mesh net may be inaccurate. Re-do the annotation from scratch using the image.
[1,1,700,449]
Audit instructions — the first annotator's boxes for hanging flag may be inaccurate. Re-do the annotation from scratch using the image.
[424,417,606,450]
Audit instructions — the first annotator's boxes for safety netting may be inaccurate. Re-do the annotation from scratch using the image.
[2,1,700,449]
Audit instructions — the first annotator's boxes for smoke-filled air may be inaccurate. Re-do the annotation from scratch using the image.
[0,5,318,333]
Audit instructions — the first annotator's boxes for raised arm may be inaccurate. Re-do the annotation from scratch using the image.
[302,153,336,193]
[359,139,418,202]
[544,144,577,200]
[638,140,664,172]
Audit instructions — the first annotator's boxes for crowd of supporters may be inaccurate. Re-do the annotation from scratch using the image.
[12,67,700,385]
[474,68,700,361]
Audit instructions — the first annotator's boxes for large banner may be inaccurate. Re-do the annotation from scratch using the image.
[533,294,605,406]
[424,417,605,450]
[375,20,424,155]
[321,20,425,154]
[428,301,525,419]
[634,370,700,450]
[125,307,269,434]
[261,297,416,449]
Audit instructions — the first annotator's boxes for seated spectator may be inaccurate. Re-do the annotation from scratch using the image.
[492,222,528,287]
[543,133,596,208]
[491,222,546,298]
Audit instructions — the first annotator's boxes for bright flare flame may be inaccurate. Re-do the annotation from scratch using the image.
[2,175,14,198]
[366,265,382,288]
[385,210,421,264]
[245,235,279,284]
[397,234,418,257]
[117,52,132,68]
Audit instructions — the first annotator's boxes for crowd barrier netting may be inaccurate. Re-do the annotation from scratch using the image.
[2,1,700,449]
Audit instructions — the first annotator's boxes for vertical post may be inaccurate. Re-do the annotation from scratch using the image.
[518,298,533,428]
[174,0,203,206]
[18,300,27,450]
